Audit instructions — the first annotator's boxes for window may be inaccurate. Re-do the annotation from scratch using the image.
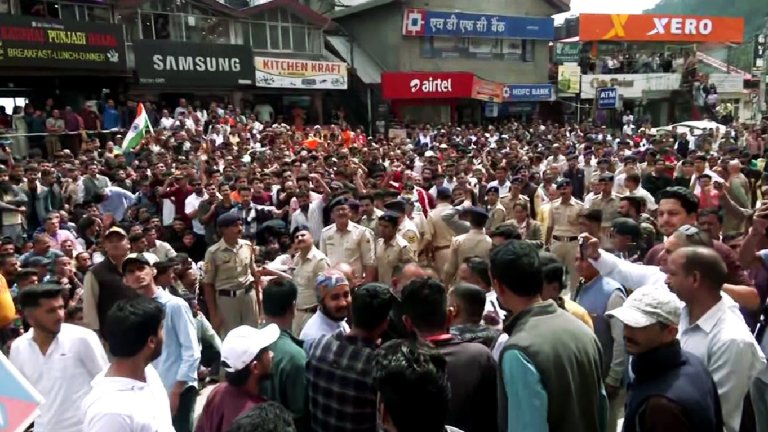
[246,10,321,53]
[250,22,268,50]
[292,25,307,53]
[18,0,111,22]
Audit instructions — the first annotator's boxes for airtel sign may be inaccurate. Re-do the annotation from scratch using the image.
[382,71,474,99]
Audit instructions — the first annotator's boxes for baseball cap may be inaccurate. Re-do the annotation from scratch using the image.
[221,324,280,373]
[122,252,156,272]
[606,287,681,328]
[104,226,127,239]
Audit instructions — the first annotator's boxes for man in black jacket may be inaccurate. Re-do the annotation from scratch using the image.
[608,287,723,432]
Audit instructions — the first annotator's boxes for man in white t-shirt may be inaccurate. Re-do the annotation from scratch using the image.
[184,178,208,239]
[10,284,108,432]
[83,296,175,432]
[253,104,274,124]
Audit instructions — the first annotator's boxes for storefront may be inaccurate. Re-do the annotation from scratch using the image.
[130,40,254,107]
[381,71,504,124]
[0,14,129,108]
[496,84,555,121]
[250,56,348,126]
[580,73,681,126]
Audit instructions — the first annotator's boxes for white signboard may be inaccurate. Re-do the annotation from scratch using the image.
[254,57,348,89]
[580,73,682,98]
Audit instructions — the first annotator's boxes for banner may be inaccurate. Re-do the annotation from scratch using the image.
[0,15,126,71]
[554,42,581,63]
[134,41,254,87]
[755,34,766,69]
[579,14,744,43]
[0,352,44,432]
[255,57,347,89]
[403,8,553,40]
[504,84,555,102]
[580,73,682,98]
[381,71,475,99]
[557,65,581,94]
[471,77,504,103]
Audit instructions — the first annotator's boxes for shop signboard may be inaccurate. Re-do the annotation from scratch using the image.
[554,42,581,63]
[705,73,744,93]
[484,102,499,117]
[134,41,253,87]
[381,71,475,100]
[504,84,554,102]
[579,14,744,44]
[0,15,126,71]
[580,73,682,98]
[754,34,766,70]
[596,87,619,109]
[254,57,347,89]
[557,65,581,94]
[471,77,504,103]
[402,8,553,40]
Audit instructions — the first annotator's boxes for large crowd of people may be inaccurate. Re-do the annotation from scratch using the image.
[2,95,768,432]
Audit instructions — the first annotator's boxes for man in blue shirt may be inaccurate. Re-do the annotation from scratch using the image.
[100,98,120,130]
[123,252,200,432]
[95,186,136,223]
[490,240,607,432]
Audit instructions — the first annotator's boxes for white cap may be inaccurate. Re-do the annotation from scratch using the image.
[606,287,681,328]
[424,150,437,157]
[221,324,280,372]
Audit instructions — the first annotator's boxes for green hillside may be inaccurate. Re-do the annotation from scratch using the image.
[645,0,768,70]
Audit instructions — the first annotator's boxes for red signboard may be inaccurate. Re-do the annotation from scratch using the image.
[381,71,475,100]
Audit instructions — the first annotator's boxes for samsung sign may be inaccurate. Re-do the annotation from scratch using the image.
[134,41,253,87]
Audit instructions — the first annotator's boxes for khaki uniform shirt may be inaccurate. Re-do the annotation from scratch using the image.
[398,218,421,255]
[444,230,493,283]
[292,246,331,308]
[424,203,455,249]
[589,193,621,228]
[203,239,255,291]
[486,202,507,231]
[548,198,584,238]
[500,194,530,219]
[319,221,375,278]
[359,208,384,237]
[376,235,416,285]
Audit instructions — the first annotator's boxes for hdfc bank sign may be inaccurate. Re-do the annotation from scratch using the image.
[382,71,474,100]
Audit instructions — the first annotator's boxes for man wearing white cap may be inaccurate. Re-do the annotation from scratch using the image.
[607,287,723,432]
[196,324,279,432]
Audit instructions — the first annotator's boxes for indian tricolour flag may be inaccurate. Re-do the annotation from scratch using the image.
[122,102,153,152]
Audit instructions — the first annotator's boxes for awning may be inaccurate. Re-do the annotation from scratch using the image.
[326,35,382,85]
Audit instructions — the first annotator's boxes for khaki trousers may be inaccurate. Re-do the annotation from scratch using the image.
[217,288,258,339]
[433,247,452,282]
[551,238,579,297]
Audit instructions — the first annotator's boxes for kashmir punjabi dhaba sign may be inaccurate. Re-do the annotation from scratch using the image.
[0,15,126,71]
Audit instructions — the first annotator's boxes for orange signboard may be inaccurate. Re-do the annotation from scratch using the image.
[471,77,504,103]
[579,14,744,44]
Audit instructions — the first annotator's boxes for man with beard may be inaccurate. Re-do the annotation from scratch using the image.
[0,165,27,243]
[299,270,351,352]
[230,186,282,239]
[123,252,200,432]
[196,324,279,432]
[10,284,108,432]
[305,283,393,432]
[617,196,658,255]
[82,296,174,432]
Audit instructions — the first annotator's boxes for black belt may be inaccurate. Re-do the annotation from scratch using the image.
[217,286,253,298]
[552,235,579,242]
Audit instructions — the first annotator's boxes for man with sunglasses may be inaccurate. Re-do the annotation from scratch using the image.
[291,225,330,337]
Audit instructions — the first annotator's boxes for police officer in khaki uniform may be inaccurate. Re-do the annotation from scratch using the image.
[319,196,376,284]
[358,193,383,236]
[443,207,493,285]
[422,187,455,280]
[545,178,584,293]
[589,173,621,249]
[290,224,331,336]
[500,176,530,218]
[485,186,507,230]
[202,213,259,338]
[383,199,420,256]
[376,212,416,285]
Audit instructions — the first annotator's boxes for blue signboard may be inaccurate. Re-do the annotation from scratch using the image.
[403,8,554,40]
[504,84,554,102]
[597,87,619,110]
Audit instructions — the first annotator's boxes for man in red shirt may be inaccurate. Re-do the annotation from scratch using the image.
[196,324,279,432]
